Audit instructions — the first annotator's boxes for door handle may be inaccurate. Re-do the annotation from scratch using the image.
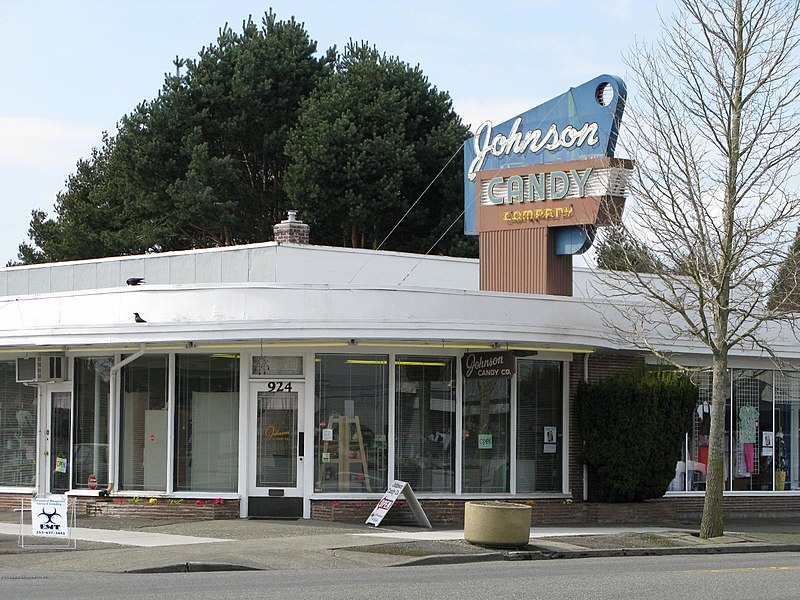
[298,432,304,457]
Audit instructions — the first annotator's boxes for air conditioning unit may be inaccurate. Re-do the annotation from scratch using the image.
[16,355,66,383]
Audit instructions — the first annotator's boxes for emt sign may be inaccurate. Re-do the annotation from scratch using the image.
[31,496,70,537]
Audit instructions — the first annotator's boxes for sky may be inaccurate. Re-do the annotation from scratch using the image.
[0,0,670,265]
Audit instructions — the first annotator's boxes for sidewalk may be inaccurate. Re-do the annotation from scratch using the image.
[1,511,800,573]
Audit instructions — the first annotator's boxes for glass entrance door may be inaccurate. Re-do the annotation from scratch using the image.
[249,381,304,517]
[47,389,72,495]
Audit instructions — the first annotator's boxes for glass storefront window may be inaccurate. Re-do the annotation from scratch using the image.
[395,356,456,493]
[732,370,773,491]
[463,378,511,493]
[314,354,388,493]
[50,391,72,494]
[775,372,800,491]
[72,357,112,490]
[174,355,239,492]
[677,368,788,493]
[120,355,168,491]
[683,371,733,492]
[0,361,37,487]
[516,360,562,493]
[685,372,727,491]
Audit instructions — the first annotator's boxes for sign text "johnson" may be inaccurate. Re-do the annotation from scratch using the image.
[467,117,600,181]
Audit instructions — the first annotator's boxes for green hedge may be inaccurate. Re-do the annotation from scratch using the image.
[577,369,696,502]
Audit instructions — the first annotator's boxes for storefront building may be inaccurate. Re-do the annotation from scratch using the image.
[2,75,798,523]
[1,235,798,522]
[0,238,588,519]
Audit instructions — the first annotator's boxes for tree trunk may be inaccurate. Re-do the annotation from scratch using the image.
[700,0,742,540]
[699,357,729,538]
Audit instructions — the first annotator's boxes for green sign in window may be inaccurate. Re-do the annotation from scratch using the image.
[478,434,493,449]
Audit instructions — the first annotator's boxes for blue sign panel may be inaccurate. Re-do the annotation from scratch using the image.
[463,74,627,234]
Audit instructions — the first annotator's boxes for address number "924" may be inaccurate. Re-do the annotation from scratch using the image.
[265,381,293,393]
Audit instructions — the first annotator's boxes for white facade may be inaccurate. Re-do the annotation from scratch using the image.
[1,242,797,517]
[0,243,606,351]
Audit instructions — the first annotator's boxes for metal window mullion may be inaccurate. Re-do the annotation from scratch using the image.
[562,359,570,495]
[387,352,396,490]
[110,353,120,494]
[455,355,463,495]
[510,366,517,495]
[166,353,176,494]
[772,370,776,491]
[238,351,250,517]
[728,370,733,492]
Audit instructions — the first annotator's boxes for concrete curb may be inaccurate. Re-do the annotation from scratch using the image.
[391,553,505,567]
[506,543,800,560]
[126,562,263,574]
[393,543,800,567]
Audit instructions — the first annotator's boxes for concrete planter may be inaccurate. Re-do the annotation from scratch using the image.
[464,501,532,548]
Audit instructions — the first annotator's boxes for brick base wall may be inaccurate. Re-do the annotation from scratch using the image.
[665,496,800,521]
[0,494,239,520]
[0,493,31,511]
[2,492,797,524]
[311,498,678,526]
[312,496,800,526]
[84,498,239,519]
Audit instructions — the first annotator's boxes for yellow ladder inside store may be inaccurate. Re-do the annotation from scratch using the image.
[321,415,371,492]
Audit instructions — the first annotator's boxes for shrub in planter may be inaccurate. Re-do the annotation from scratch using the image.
[577,369,695,502]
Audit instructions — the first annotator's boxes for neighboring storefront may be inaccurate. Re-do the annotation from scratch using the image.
[669,369,800,494]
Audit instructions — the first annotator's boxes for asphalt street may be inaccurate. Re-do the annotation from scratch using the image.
[3,553,800,600]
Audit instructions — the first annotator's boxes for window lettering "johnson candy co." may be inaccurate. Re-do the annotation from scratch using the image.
[463,353,512,378]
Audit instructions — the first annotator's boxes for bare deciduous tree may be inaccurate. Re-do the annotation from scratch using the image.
[596,0,800,538]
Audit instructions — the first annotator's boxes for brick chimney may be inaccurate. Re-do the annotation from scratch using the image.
[273,210,310,245]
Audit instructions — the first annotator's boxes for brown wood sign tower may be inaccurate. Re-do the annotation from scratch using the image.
[463,75,634,296]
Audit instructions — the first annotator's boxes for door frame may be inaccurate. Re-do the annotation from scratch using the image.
[38,382,73,496]
[247,379,305,517]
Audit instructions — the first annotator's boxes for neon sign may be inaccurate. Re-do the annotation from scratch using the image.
[483,168,594,204]
[464,74,627,235]
[468,121,600,182]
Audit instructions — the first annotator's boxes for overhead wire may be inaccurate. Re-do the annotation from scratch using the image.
[394,84,623,285]
[396,89,569,285]
[345,79,623,287]
[347,137,468,284]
